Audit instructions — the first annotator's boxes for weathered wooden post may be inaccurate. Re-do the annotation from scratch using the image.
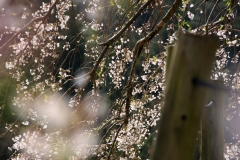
[201,81,226,160]
[151,33,218,160]
[166,45,174,76]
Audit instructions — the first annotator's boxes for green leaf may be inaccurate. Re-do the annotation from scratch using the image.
[153,56,157,62]
[177,13,182,18]
[220,25,224,30]
[110,0,115,6]
[97,68,103,78]
[182,21,191,30]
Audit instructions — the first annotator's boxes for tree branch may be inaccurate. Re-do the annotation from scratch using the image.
[0,0,60,52]
[98,0,155,46]
[107,123,124,160]
[90,45,110,80]
[89,0,154,90]
[206,0,220,35]
[124,0,182,125]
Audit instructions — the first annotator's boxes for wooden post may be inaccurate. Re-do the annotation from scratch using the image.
[166,45,174,75]
[201,81,226,160]
[151,33,218,160]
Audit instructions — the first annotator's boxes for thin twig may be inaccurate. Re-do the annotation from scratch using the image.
[0,0,60,52]
[99,0,155,46]
[86,120,122,159]
[107,123,124,160]
[206,0,220,35]
[90,45,110,80]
